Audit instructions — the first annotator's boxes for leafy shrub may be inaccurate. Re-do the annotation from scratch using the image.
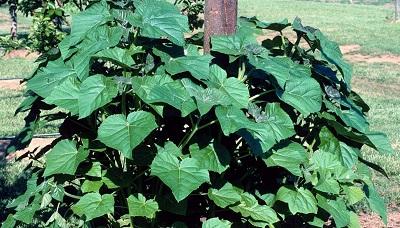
[2,0,393,227]
[28,4,66,53]
[0,35,27,53]
[174,0,204,30]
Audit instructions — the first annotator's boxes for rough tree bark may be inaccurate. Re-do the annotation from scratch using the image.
[203,0,238,53]
[396,0,400,21]
[9,0,17,40]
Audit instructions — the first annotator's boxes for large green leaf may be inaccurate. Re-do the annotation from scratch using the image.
[44,140,89,177]
[147,80,197,116]
[215,106,250,136]
[211,26,258,58]
[343,186,364,205]
[27,59,77,98]
[276,187,318,215]
[364,185,387,224]
[131,75,173,115]
[208,183,241,208]
[150,143,210,202]
[206,65,249,109]
[264,142,307,176]
[1,215,16,228]
[44,77,80,115]
[190,143,229,174]
[366,132,393,155]
[78,75,119,118]
[127,193,159,219]
[202,218,232,228]
[181,78,230,116]
[230,192,279,226]
[248,55,310,88]
[248,103,295,151]
[310,150,342,172]
[98,111,157,159]
[315,31,352,89]
[339,142,360,168]
[165,55,213,81]
[128,0,189,46]
[67,26,124,80]
[69,1,113,46]
[316,194,350,228]
[94,47,135,67]
[71,193,114,221]
[277,77,322,117]
[13,200,40,224]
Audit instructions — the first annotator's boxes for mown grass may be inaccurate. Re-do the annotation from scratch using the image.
[351,62,400,207]
[299,0,393,5]
[0,89,60,137]
[0,58,37,79]
[240,0,400,55]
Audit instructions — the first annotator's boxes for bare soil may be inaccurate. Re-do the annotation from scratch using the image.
[0,79,24,90]
[2,49,39,60]
[359,206,400,228]
[351,77,400,98]
[0,138,55,160]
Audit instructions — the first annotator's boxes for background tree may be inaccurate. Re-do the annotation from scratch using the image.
[0,0,18,39]
[396,0,399,21]
[203,0,237,52]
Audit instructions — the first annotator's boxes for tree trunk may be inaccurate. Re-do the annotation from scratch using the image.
[9,0,17,40]
[396,0,400,21]
[203,0,238,53]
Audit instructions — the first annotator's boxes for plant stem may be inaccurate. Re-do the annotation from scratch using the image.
[64,191,81,199]
[197,119,218,131]
[238,56,246,80]
[179,117,201,148]
[249,89,275,101]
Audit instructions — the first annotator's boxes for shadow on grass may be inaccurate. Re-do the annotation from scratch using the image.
[0,157,29,219]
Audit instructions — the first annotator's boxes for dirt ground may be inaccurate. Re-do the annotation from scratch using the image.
[360,206,400,228]
[0,79,24,90]
[0,138,55,160]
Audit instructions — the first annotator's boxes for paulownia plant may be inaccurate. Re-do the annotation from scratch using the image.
[2,0,393,227]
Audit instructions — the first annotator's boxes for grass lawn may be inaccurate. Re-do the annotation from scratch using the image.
[0,58,37,79]
[240,0,400,55]
[0,88,60,137]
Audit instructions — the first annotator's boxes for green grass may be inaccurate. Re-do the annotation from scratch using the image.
[239,0,400,55]
[0,58,37,79]
[299,0,393,5]
[0,88,60,137]
[350,62,400,206]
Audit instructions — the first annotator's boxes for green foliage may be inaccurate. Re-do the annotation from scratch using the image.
[28,4,66,53]
[2,0,393,227]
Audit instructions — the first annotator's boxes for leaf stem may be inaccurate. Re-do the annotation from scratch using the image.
[64,191,81,200]
[249,89,275,101]
[179,117,201,148]
[197,119,218,131]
